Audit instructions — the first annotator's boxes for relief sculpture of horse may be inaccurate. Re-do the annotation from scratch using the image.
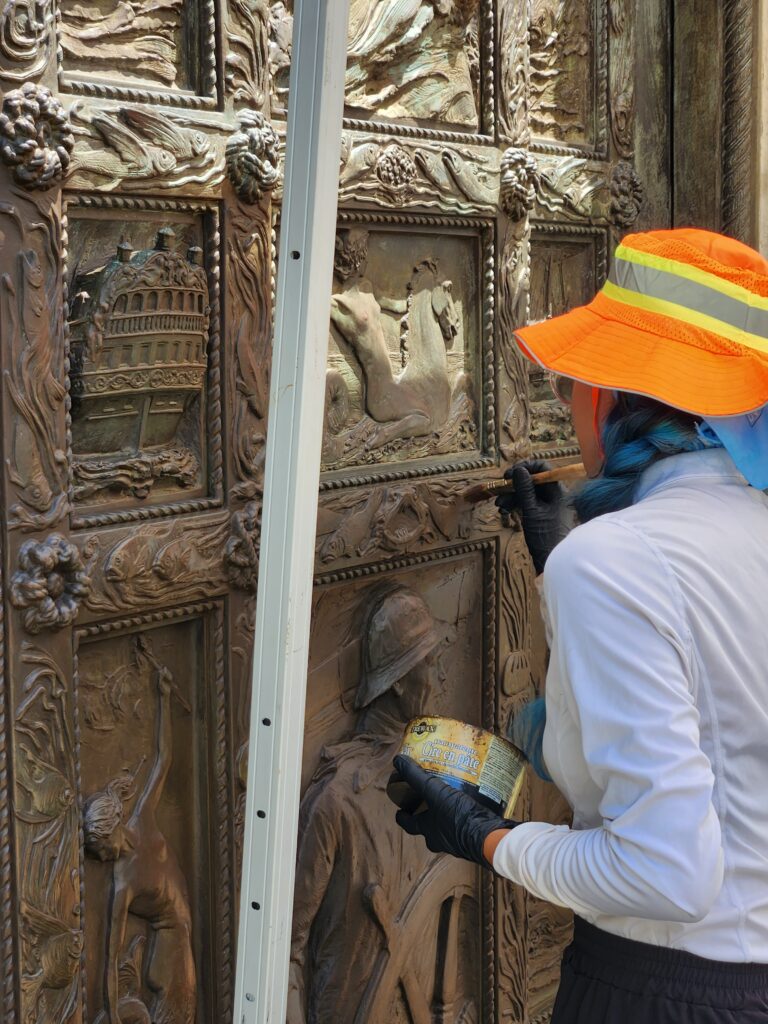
[329,259,460,451]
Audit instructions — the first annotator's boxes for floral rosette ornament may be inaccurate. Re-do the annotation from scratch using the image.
[610,160,644,230]
[11,534,91,633]
[375,144,417,202]
[0,83,74,190]
[500,147,538,221]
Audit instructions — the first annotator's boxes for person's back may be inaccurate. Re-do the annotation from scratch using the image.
[605,447,768,960]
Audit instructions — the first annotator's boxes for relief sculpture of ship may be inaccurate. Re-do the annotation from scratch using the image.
[68,227,210,505]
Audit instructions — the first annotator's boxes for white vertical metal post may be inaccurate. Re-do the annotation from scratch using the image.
[233,2,349,1021]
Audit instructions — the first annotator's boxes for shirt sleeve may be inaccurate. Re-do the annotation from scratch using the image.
[494,519,724,923]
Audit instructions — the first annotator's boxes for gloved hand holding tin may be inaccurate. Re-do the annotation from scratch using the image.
[387,716,526,866]
[390,754,518,867]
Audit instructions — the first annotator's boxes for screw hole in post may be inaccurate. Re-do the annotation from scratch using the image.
[257,810,266,819]
[251,901,261,911]
[245,993,255,1003]
[262,718,271,727]
[291,250,301,260]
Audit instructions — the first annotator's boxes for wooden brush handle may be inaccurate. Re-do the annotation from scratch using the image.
[463,462,585,502]
[529,462,585,486]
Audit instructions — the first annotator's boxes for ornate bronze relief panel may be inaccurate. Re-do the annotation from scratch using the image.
[76,605,231,1024]
[344,0,485,131]
[0,0,248,1019]
[291,544,495,1023]
[278,0,622,1019]
[269,0,493,137]
[57,0,218,106]
[324,215,492,476]
[529,0,608,157]
[65,201,222,518]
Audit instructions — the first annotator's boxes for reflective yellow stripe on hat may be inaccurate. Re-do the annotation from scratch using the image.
[615,244,768,310]
[603,245,768,355]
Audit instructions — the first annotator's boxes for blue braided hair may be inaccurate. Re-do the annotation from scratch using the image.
[573,394,722,523]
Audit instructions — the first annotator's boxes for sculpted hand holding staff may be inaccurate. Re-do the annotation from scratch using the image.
[391,229,768,1023]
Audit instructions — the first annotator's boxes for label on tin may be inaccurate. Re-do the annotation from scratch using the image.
[399,717,526,818]
[478,736,525,811]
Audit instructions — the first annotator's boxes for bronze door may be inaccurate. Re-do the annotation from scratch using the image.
[0,3,756,1024]
[0,3,277,1022]
[288,3,673,1024]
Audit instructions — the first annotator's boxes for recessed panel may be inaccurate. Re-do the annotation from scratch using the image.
[530,0,603,150]
[345,0,483,130]
[528,229,605,451]
[67,205,219,515]
[268,1,488,133]
[59,0,209,97]
[290,549,490,1022]
[323,220,486,474]
[78,613,228,1024]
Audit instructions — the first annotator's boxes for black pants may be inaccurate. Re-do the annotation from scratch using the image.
[551,918,768,1024]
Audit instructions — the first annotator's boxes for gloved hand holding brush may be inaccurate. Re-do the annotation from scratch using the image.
[496,459,570,574]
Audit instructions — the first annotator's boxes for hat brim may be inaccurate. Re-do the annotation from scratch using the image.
[515,302,768,417]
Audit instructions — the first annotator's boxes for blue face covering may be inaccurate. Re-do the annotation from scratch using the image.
[701,406,768,490]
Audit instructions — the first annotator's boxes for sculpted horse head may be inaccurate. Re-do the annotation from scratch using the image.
[409,260,460,350]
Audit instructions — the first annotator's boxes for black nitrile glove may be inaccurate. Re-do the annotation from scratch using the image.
[496,459,568,574]
[391,755,517,867]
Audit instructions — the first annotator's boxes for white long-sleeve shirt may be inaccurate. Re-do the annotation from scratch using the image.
[493,448,768,961]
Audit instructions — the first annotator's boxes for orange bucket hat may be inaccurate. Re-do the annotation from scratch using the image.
[515,228,768,417]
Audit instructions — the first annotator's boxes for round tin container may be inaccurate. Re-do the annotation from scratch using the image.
[388,716,526,819]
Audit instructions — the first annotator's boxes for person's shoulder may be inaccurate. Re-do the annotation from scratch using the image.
[544,512,658,590]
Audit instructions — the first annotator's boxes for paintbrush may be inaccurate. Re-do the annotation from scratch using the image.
[461,462,586,504]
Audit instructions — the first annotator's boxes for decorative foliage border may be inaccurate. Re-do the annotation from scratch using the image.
[315,538,498,1020]
[0,548,15,1024]
[530,0,609,161]
[531,1011,553,1024]
[320,210,497,491]
[721,0,757,242]
[74,600,233,1024]
[72,643,88,1021]
[56,0,219,109]
[62,195,224,530]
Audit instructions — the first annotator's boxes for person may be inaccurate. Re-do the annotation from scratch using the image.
[390,228,768,1023]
